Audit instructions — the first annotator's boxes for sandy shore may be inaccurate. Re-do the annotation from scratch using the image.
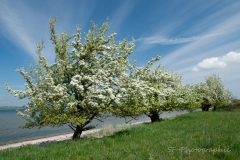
[0,120,150,151]
[1,109,202,151]
[0,128,99,151]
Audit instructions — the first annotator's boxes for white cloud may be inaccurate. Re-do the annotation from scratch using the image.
[192,51,240,71]
[222,51,240,62]
[144,3,240,71]
[109,1,135,33]
[0,1,39,58]
[137,27,240,46]
[137,34,217,45]
[178,63,240,98]
[198,57,227,69]
[192,67,200,72]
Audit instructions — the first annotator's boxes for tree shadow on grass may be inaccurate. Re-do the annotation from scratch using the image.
[109,130,131,138]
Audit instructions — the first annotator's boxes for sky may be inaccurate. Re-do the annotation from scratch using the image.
[0,0,240,106]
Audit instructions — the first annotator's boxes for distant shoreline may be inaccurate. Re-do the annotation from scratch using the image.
[0,107,22,110]
[0,109,201,150]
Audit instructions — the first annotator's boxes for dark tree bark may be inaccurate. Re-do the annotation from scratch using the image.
[201,104,211,111]
[149,111,161,123]
[212,106,216,111]
[72,125,83,140]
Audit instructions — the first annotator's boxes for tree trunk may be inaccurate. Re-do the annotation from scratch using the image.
[212,106,216,111]
[201,104,210,111]
[149,111,161,123]
[72,125,83,140]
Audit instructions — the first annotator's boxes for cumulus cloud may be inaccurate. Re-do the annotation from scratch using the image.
[222,51,240,62]
[192,51,240,71]
[197,57,227,69]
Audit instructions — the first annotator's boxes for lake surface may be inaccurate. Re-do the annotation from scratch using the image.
[0,107,190,146]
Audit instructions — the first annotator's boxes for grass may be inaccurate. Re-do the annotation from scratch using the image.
[1,110,240,160]
[83,123,132,139]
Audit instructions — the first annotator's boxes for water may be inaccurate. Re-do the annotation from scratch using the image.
[0,107,190,146]
[0,108,73,145]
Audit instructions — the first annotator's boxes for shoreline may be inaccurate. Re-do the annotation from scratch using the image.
[0,120,151,151]
[0,109,201,151]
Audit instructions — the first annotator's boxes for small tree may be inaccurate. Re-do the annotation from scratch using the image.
[110,58,159,123]
[195,74,231,111]
[175,84,202,112]
[205,74,231,110]
[228,98,240,110]
[142,66,182,122]
[6,18,137,139]
[195,82,213,111]
[123,57,200,122]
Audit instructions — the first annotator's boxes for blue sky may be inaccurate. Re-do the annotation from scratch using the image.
[0,0,240,106]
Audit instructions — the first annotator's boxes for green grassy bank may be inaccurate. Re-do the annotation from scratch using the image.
[1,110,240,160]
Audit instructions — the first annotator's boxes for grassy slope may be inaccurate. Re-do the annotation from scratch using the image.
[1,110,240,160]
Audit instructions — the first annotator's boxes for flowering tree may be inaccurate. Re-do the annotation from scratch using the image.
[141,62,182,122]
[110,58,160,122]
[6,18,137,139]
[176,84,202,112]
[205,74,231,110]
[195,82,213,111]
[123,57,201,122]
[195,74,231,111]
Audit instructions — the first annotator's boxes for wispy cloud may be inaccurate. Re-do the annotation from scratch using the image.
[137,28,240,45]
[0,0,101,62]
[137,35,206,45]
[146,4,240,98]
[0,0,39,58]
[109,1,135,33]
[135,1,240,62]
[192,51,240,71]
[155,11,240,70]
